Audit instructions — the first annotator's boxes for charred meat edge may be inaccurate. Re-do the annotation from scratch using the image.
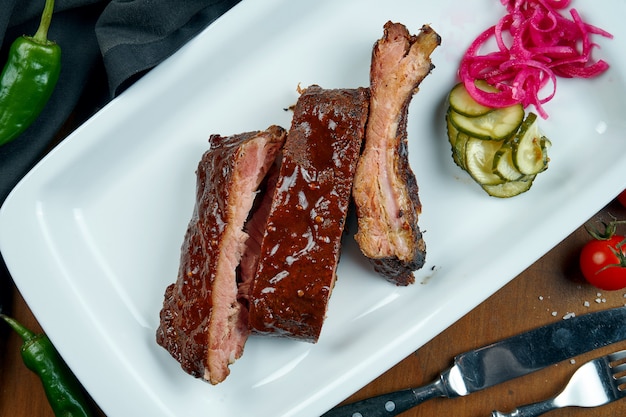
[352,22,440,285]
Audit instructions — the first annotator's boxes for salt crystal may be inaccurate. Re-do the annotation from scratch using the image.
[563,312,576,320]
[551,311,558,317]
[584,301,590,307]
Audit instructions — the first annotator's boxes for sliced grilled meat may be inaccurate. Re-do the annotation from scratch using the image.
[352,22,440,285]
[156,125,286,384]
[248,85,370,342]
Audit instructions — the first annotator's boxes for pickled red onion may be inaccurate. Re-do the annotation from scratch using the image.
[459,0,613,118]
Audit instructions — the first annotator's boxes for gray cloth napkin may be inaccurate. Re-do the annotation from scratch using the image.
[0,0,240,316]
[97,0,241,96]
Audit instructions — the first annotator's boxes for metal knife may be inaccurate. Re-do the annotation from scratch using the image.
[322,306,626,417]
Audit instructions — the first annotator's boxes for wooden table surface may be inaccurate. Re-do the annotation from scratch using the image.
[2,197,626,417]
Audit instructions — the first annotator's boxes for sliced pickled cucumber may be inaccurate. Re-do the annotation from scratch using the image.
[465,137,505,185]
[482,176,536,198]
[446,112,458,147]
[540,137,551,167]
[454,131,469,170]
[448,82,495,117]
[511,113,551,175]
[444,82,550,199]
[449,103,525,141]
[446,112,469,169]
[493,142,524,181]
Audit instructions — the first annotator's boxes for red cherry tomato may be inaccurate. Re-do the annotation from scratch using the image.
[618,190,626,208]
[579,235,626,291]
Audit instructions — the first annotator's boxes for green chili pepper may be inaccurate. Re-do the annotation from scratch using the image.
[1,314,93,417]
[0,0,61,146]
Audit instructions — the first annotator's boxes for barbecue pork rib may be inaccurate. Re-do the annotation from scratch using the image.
[248,85,370,342]
[156,125,286,384]
[352,22,440,285]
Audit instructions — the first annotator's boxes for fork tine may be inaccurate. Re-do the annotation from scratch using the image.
[613,375,626,396]
[615,374,626,383]
[608,349,626,363]
[612,362,626,374]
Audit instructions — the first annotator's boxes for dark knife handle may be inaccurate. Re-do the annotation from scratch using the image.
[321,380,445,417]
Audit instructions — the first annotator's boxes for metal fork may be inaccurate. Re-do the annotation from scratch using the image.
[491,349,626,417]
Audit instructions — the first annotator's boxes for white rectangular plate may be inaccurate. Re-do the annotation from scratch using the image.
[2,0,626,416]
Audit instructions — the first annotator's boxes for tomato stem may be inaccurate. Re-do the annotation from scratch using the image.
[585,216,626,240]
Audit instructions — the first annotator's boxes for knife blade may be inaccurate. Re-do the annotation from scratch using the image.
[322,305,626,417]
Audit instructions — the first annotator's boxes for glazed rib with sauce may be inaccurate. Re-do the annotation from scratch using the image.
[248,85,370,342]
[352,22,440,285]
[156,125,286,384]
